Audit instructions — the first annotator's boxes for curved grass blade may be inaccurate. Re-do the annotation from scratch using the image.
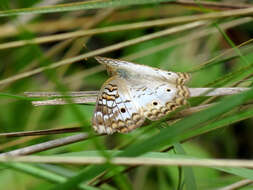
[2,163,99,190]
[49,87,253,190]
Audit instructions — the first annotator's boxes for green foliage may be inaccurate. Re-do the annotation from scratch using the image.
[0,0,253,190]
[0,0,175,17]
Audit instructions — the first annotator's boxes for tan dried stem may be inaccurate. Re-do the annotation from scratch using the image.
[172,0,252,10]
[2,6,253,50]
[60,17,253,87]
[218,179,253,190]
[0,133,91,156]
[2,156,253,168]
[26,87,250,106]
[0,103,213,139]
[0,21,205,86]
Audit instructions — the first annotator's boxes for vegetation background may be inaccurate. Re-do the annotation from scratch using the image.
[0,0,253,189]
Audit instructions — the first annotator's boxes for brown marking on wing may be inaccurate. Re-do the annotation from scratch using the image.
[176,72,191,85]
[102,93,116,101]
[143,83,190,121]
[92,77,145,134]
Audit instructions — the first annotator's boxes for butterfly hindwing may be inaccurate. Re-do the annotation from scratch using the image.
[92,76,145,134]
[129,79,189,121]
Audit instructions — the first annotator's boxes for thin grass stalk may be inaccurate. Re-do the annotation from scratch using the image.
[26,87,250,106]
[3,6,253,50]
[218,179,253,190]
[0,21,205,86]
[2,156,253,168]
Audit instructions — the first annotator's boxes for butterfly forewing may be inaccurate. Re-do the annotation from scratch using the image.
[95,56,190,84]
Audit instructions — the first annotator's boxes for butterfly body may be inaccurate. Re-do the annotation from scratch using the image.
[92,57,190,134]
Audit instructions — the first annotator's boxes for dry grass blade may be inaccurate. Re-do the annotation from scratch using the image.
[27,88,250,106]
[31,97,95,106]
[0,134,92,156]
[25,91,98,97]
[1,1,248,38]
[0,19,206,50]
[0,136,40,151]
[58,18,252,88]
[172,0,252,9]
[3,7,253,49]
[124,18,253,65]
[218,179,253,190]
[189,88,249,97]
[1,1,253,189]
[0,127,82,138]
[2,156,253,168]
[0,103,215,138]
[0,21,205,86]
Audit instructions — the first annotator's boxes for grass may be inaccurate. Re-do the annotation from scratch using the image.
[0,0,253,190]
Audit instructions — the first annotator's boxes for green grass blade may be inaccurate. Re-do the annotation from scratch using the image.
[49,87,253,190]
[173,143,197,190]
[3,163,100,190]
[7,163,66,183]
[121,88,253,157]
[217,168,253,181]
[180,107,253,140]
[0,0,175,17]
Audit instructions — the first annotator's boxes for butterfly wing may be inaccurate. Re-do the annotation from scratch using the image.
[93,56,190,134]
[95,56,190,84]
[92,76,145,134]
[129,79,190,121]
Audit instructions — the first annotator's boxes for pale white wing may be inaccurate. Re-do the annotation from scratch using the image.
[93,56,190,134]
[128,79,190,121]
[92,76,145,134]
[95,56,190,85]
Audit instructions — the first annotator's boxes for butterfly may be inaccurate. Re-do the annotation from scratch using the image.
[92,57,190,134]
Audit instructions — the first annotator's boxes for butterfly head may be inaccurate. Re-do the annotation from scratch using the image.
[158,70,181,81]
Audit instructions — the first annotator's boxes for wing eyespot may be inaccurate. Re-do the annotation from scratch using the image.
[166,88,171,92]
[152,101,158,106]
[120,108,126,113]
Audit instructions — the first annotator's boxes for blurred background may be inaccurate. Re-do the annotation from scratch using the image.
[0,1,253,189]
